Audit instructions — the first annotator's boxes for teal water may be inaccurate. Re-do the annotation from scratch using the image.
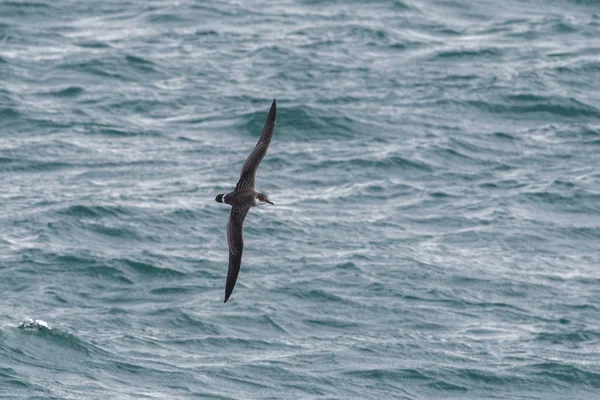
[1,0,600,398]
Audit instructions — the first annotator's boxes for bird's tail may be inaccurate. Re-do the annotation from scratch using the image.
[215,194,225,203]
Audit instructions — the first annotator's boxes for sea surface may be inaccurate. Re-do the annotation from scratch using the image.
[1,0,600,399]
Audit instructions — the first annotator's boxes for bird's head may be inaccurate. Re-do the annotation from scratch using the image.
[256,193,274,206]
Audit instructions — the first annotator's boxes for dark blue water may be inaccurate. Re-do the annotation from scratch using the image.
[1,1,600,399]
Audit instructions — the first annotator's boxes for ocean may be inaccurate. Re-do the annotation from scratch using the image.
[1,0,599,398]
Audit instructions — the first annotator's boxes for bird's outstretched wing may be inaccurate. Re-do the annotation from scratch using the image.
[224,207,250,302]
[235,100,276,190]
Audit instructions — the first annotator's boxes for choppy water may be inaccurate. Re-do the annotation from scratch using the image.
[1,0,600,399]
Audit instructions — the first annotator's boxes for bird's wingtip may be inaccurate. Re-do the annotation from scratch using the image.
[267,99,276,121]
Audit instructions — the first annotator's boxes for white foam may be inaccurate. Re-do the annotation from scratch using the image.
[18,318,51,330]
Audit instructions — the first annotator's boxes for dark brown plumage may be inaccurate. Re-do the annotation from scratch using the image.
[215,100,276,303]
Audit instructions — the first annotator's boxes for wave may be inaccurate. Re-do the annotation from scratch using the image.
[118,258,186,279]
[535,329,600,345]
[39,86,85,98]
[307,154,434,173]
[57,204,132,219]
[429,47,503,61]
[523,362,600,388]
[428,97,600,120]
[237,104,376,141]
[17,319,94,355]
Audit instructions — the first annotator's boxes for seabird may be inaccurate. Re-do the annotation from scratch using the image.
[215,100,277,303]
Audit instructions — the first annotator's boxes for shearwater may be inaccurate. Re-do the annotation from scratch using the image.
[215,100,276,303]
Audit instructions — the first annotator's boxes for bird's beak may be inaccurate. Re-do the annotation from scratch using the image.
[267,200,274,205]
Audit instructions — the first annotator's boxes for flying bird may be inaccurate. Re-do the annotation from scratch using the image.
[215,100,277,303]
